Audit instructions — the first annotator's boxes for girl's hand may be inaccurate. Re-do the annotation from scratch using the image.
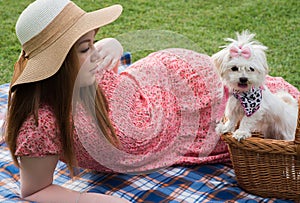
[94,38,123,73]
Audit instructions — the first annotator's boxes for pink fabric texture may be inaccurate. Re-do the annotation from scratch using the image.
[74,48,226,173]
[15,48,299,173]
[15,105,62,157]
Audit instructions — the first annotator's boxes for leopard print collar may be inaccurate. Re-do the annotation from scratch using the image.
[233,86,263,117]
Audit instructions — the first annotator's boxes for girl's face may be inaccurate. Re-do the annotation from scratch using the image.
[74,30,100,87]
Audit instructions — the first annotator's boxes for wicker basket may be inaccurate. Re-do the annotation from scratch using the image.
[221,100,300,200]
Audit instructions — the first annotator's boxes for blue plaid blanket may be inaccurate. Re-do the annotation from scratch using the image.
[0,62,293,202]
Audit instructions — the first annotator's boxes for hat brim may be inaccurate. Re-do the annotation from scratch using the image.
[12,4,122,89]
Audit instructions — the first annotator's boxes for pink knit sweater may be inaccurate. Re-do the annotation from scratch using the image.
[16,48,299,173]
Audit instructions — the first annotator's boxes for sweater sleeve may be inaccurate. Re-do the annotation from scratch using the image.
[15,105,62,157]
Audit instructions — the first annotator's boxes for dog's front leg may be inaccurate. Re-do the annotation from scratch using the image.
[216,117,236,134]
[233,113,261,141]
[216,97,238,134]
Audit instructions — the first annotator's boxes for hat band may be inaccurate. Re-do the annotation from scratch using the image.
[23,2,85,59]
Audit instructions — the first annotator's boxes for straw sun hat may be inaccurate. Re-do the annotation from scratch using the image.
[11,0,122,91]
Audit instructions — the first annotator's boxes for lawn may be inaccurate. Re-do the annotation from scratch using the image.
[0,0,299,89]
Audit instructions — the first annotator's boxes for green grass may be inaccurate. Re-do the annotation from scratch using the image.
[0,0,299,89]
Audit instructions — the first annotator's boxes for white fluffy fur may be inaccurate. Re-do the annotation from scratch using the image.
[213,30,298,141]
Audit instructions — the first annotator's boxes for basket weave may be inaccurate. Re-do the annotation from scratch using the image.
[222,99,300,200]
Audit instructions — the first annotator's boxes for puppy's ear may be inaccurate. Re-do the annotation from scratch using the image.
[211,49,226,76]
[260,50,269,74]
[252,45,269,74]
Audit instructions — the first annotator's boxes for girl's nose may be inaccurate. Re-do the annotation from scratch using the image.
[91,45,101,62]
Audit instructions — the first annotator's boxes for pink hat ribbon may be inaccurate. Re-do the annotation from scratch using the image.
[229,45,251,59]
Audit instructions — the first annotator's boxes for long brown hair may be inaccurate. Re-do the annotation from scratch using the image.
[5,45,118,176]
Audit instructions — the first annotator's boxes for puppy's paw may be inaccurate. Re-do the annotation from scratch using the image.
[215,122,231,134]
[216,121,235,135]
[215,123,225,134]
[233,130,251,141]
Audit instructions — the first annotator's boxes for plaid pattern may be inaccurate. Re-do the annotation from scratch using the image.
[0,83,9,110]
[0,144,292,203]
[0,63,293,202]
[118,52,132,73]
[120,52,132,66]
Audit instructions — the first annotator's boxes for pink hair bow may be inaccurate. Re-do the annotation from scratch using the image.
[229,45,251,59]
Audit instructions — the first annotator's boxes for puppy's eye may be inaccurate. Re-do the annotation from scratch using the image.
[231,66,238,71]
[249,67,255,72]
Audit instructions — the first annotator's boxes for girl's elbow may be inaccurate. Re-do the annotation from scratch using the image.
[20,183,52,199]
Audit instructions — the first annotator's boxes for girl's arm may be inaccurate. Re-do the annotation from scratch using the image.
[19,155,130,203]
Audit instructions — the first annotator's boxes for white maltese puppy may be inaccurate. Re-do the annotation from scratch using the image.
[213,30,298,141]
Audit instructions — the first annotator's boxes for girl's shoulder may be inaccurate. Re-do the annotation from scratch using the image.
[37,103,56,123]
[20,104,57,137]
[16,104,62,157]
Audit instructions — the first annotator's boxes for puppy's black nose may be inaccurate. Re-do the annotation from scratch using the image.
[239,77,248,83]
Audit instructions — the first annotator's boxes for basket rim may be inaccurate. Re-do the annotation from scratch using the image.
[221,133,298,155]
[221,99,300,155]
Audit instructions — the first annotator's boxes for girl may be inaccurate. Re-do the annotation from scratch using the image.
[5,0,300,202]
